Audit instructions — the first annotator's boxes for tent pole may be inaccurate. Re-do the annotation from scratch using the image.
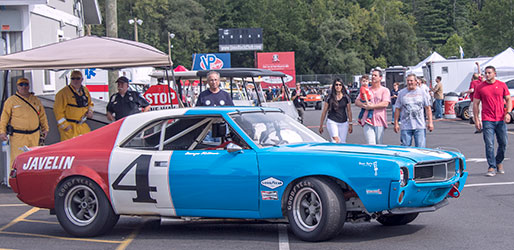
[0,70,10,114]
[164,68,174,109]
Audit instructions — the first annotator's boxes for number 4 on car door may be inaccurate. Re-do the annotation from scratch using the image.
[109,150,176,216]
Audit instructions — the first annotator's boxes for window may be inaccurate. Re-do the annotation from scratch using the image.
[505,79,514,89]
[123,120,165,150]
[442,67,449,74]
[122,116,250,151]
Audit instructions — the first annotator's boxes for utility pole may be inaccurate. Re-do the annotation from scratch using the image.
[106,0,118,97]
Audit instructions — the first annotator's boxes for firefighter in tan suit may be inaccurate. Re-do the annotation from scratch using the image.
[0,78,49,169]
[54,70,94,141]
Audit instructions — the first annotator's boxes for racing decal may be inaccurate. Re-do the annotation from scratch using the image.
[359,161,379,176]
[261,191,278,200]
[184,152,220,156]
[405,148,452,159]
[22,156,75,170]
[112,154,157,203]
[366,189,382,195]
[261,177,283,189]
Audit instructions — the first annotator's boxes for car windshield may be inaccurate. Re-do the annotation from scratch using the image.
[231,111,326,147]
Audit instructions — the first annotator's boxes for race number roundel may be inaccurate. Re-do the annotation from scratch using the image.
[143,85,179,110]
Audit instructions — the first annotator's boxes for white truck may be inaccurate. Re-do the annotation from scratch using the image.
[423,57,491,93]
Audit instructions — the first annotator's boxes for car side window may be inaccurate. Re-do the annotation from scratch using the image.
[506,80,514,89]
[192,119,251,150]
[123,120,164,150]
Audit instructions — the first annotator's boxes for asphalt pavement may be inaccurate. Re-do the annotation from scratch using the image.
[1,106,513,250]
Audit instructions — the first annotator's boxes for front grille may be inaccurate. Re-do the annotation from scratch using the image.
[414,159,457,183]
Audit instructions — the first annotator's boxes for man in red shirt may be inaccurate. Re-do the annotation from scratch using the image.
[463,62,483,130]
[473,66,512,176]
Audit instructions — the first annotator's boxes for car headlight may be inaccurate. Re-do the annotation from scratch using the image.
[400,167,408,187]
[316,96,321,100]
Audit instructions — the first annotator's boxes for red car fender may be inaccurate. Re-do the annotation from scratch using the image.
[56,165,111,201]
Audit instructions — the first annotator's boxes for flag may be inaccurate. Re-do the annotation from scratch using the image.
[459,46,464,59]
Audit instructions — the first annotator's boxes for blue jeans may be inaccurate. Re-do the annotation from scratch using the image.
[435,99,443,118]
[400,129,426,147]
[358,108,373,120]
[482,121,507,169]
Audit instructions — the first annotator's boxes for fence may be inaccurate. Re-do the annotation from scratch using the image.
[296,74,351,85]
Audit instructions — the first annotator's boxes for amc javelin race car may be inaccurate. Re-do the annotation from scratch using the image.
[9,107,467,242]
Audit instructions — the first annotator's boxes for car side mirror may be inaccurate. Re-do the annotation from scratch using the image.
[227,143,243,153]
[212,123,227,138]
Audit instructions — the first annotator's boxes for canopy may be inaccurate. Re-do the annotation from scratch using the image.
[482,47,514,71]
[407,52,446,76]
[0,36,172,70]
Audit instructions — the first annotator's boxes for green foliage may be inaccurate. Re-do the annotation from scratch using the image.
[90,0,513,75]
[438,33,464,58]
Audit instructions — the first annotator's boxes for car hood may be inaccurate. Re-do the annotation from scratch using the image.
[275,143,456,163]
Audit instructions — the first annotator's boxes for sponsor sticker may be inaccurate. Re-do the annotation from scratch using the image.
[185,152,220,156]
[261,191,278,200]
[359,161,379,176]
[261,177,283,189]
[366,189,382,195]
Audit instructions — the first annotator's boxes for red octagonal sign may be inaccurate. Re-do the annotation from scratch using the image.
[143,84,179,111]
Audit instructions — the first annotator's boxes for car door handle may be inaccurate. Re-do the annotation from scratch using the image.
[154,161,168,167]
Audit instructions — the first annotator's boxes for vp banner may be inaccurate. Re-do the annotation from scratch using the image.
[192,53,231,70]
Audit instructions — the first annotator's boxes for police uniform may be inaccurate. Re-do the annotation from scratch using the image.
[107,90,150,120]
[54,85,93,141]
[0,92,49,168]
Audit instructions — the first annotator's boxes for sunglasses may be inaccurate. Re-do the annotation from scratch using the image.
[18,82,29,87]
[71,77,82,80]
[334,83,342,86]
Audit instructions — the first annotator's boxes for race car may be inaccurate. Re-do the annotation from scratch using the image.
[9,107,468,242]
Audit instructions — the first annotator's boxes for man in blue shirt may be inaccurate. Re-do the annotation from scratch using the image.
[196,71,234,106]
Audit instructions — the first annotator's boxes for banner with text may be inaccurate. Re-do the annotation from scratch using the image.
[257,52,296,88]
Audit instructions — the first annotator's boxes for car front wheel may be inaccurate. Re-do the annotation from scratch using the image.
[55,177,119,237]
[462,106,470,120]
[286,177,346,242]
[377,212,419,226]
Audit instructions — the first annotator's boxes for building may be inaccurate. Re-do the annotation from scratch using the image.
[0,0,101,97]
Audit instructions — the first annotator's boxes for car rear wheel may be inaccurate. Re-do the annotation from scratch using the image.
[461,106,470,120]
[377,212,419,226]
[55,177,119,237]
[286,177,345,242]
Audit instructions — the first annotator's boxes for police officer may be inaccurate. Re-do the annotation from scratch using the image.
[54,70,94,141]
[0,78,49,168]
[107,76,150,121]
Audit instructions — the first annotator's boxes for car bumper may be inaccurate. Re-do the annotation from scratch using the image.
[388,171,468,211]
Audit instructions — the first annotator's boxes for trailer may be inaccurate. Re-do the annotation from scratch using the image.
[423,58,491,93]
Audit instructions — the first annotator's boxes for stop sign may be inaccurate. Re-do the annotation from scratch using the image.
[143,84,179,110]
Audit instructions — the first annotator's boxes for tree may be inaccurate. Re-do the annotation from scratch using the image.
[438,33,465,58]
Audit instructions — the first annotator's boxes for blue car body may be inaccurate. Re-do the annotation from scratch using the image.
[166,107,467,219]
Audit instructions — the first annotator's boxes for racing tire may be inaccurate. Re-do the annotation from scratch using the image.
[315,102,322,110]
[286,177,346,242]
[461,106,470,120]
[377,212,419,226]
[55,177,119,237]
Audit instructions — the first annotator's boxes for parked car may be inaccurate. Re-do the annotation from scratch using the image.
[455,99,471,120]
[9,107,468,242]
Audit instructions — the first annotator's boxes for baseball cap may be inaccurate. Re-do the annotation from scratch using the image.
[16,78,29,85]
[116,76,130,84]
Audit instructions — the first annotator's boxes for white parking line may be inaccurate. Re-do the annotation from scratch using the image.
[278,224,290,250]
[465,182,514,187]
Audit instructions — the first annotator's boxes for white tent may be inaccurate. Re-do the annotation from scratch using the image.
[481,47,514,80]
[406,52,446,76]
